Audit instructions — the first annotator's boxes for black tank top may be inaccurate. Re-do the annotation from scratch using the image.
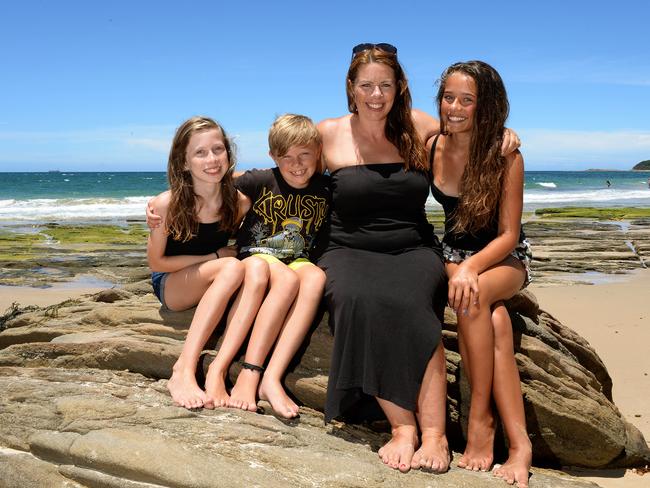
[429,136,524,251]
[164,222,230,256]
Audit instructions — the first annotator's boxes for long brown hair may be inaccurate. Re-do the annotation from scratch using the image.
[166,116,239,241]
[436,60,510,235]
[346,48,427,171]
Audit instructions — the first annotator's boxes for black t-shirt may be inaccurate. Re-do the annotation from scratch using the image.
[235,168,330,262]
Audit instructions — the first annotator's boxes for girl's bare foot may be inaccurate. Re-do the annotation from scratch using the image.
[493,440,532,487]
[167,367,207,409]
[377,425,418,473]
[227,366,261,412]
[458,413,495,472]
[258,377,299,418]
[203,363,230,409]
[411,430,450,473]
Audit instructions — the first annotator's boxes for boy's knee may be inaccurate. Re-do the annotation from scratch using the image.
[299,266,326,293]
[245,257,270,288]
[273,265,300,295]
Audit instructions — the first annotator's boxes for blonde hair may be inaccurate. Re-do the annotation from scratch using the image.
[268,114,322,157]
[166,116,239,241]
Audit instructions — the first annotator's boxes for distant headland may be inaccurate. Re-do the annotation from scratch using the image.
[632,160,650,170]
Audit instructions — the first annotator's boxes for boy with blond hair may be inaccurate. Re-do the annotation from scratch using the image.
[222,114,330,418]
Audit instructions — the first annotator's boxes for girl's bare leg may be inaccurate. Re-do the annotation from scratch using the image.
[452,258,524,472]
[411,342,450,472]
[228,262,299,412]
[164,257,244,409]
[490,303,532,488]
[376,398,419,473]
[204,257,269,409]
[259,264,326,418]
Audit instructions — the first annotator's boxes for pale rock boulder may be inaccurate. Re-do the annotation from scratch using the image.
[0,366,599,488]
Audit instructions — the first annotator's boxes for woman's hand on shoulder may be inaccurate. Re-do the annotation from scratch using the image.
[501,128,521,156]
[448,261,480,316]
[146,191,169,230]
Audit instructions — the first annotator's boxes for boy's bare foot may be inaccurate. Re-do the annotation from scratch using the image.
[167,367,207,409]
[458,413,495,472]
[493,440,532,487]
[258,377,299,418]
[227,367,261,412]
[377,425,418,473]
[411,430,450,473]
[203,363,230,409]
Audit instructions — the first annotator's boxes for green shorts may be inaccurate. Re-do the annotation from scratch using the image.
[251,254,313,271]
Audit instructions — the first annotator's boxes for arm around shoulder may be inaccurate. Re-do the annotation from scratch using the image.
[236,189,252,222]
[146,190,170,229]
[412,109,440,145]
[146,195,171,271]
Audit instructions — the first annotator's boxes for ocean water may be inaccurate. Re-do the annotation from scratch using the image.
[1,170,649,225]
[520,171,650,210]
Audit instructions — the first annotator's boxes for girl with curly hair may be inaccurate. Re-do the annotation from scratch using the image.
[430,60,532,487]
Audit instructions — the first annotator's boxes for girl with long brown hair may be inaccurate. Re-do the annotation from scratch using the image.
[148,116,268,410]
[430,61,532,487]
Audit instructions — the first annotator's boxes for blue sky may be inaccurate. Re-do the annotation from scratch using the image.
[1,0,648,172]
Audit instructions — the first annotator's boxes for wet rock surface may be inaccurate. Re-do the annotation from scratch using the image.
[523,217,650,283]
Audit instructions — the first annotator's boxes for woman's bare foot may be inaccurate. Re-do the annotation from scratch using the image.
[493,440,532,487]
[167,366,207,409]
[203,363,230,409]
[411,430,450,473]
[258,376,299,418]
[228,367,261,412]
[458,413,495,472]
[377,425,418,473]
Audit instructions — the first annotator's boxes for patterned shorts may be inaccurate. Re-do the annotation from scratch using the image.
[441,239,533,288]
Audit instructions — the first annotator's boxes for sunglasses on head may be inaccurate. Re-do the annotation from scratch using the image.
[351,43,397,60]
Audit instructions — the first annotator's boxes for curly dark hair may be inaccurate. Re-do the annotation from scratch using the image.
[436,60,510,235]
[166,116,239,241]
[347,48,427,171]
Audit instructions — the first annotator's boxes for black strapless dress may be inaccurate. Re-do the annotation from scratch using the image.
[317,163,446,422]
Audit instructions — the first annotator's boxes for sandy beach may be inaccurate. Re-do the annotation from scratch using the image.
[529,271,650,488]
[0,285,106,312]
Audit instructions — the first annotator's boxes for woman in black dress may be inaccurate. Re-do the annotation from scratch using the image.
[316,44,450,473]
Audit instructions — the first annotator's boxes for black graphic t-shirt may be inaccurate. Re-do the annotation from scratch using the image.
[235,168,330,262]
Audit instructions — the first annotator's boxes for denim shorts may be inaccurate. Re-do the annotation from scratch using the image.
[151,271,170,309]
